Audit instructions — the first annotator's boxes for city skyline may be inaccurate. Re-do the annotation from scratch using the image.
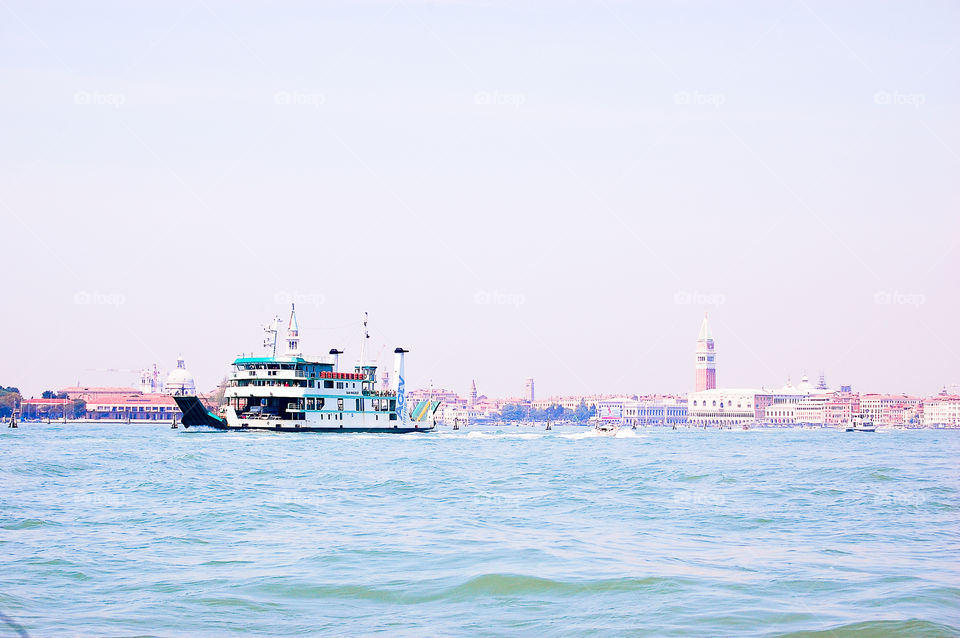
[9,311,957,402]
[2,1,957,398]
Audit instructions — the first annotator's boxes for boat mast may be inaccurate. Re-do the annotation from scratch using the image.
[359,311,370,375]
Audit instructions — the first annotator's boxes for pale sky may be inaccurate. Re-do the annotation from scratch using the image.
[2,1,958,399]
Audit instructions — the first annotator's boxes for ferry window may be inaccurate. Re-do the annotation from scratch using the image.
[317,398,324,410]
[324,381,333,389]
[307,398,315,410]
[337,398,344,411]
[355,399,360,411]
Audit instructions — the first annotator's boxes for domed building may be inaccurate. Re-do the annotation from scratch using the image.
[165,356,197,396]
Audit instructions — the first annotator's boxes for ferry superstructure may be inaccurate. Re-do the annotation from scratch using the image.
[174,306,439,433]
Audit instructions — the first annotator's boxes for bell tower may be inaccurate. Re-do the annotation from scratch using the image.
[284,304,301,357]
[695,314,716,391]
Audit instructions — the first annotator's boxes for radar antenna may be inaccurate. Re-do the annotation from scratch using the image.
[263,315,281,357]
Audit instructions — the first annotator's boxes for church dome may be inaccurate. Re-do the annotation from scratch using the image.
[165,356,197,396]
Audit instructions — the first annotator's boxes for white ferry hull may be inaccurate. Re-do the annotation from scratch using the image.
[174,395,434,434]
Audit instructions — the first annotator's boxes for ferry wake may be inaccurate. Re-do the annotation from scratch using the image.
[174,306,439,433]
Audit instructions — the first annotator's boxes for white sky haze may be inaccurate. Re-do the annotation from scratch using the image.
[2,0,958,398]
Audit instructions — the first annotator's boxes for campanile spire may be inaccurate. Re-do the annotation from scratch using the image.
[284,303,301,357]
[695,314,716,391]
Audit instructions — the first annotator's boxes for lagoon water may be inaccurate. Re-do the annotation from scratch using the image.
[1,424,958,637]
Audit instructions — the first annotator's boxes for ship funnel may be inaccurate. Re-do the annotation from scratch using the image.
[393,348,409,426]
[329,348,343,372]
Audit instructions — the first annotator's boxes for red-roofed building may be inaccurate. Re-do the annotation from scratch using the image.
[859,394,923,427]
[23,386,213,422]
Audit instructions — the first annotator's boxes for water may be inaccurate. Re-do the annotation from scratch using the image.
[1,424,958,637]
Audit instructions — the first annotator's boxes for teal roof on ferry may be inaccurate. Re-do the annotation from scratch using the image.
[233,356,301,364]
[232,356,334,367]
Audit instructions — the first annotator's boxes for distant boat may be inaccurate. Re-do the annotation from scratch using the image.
[843,414,876,432]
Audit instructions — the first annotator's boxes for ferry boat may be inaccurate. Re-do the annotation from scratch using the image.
[174,306,439,433]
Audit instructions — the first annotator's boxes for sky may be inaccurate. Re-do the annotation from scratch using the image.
[1,0,958,399]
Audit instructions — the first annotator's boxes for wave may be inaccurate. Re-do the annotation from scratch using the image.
[252,573,680,605]
[777,619,960,637]
[445,573,672,598]
[1,518,60,530]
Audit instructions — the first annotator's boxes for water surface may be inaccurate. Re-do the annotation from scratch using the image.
[1,424,958,636]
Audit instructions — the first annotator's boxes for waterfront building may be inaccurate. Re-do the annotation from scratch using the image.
[635,395,688,426]
[922,395,960,427]
[764,402,797,425]
[688,388,758,426]
[793,394,831,425]
[30,356,206,422]
[525,377,535,403]
[83,392,185,421]
[530,395,607,412]
[753,377,820,422]
[823,391,860,426]
[24,388,187,422]
[694,315,717,392]
[859,394,923,427]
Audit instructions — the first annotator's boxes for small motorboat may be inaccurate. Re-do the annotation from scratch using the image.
[594,422,619,436]
[843,414,876,432]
